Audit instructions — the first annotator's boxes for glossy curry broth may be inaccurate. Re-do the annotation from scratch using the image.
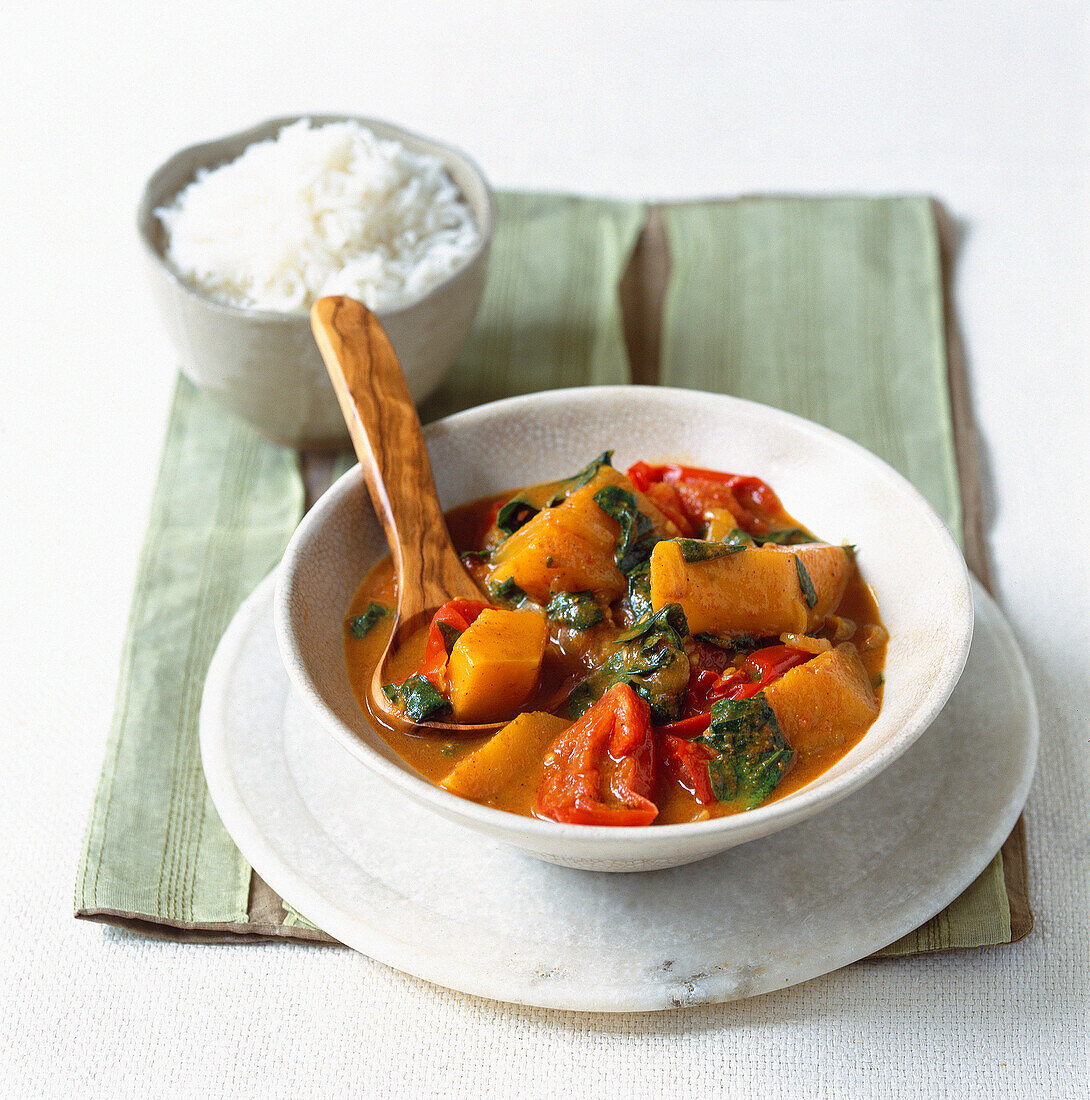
[344,466,886,827]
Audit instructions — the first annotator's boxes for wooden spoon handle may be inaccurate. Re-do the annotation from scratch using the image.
[311,296,481,618]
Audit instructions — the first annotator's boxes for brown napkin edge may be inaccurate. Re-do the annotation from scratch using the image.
[76,872,340,945]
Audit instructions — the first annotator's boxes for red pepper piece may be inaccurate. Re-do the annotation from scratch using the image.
[710,668,748,699]
[534,683,659,826]
[643,481,696,537]
[686,637,735,678]
[671,478,754,531]
[656,712,713,738]
[660,464,779,502]
[416,599,490,691]
[681,667,740,714]
[684,669,720,715]
[723,644,812,700]
[625,461,661,493]
[722,474,782,519]
[623,462,694,534]
[660,646,810,734]
[661,735,717,804]
[659,645,812,807]
[625,462,785,535]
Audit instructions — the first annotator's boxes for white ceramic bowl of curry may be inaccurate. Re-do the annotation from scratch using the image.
[274,387,973,871]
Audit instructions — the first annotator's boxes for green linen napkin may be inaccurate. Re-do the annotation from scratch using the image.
[75,378,302,929]
[420,192,645,420]
[75,191,1029,953]
[659,198,961,543]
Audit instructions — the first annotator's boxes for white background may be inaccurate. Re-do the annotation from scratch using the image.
[1,2,1087,1096]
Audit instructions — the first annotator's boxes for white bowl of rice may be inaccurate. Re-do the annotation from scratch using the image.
[139,115,494,447]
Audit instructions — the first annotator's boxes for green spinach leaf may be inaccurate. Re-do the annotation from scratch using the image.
[675,537,746,564]
[594,484,661,574]
[616,602,689,643]
[722,528,755,551]
[544,451,614,507]
[625,564,654,621]
[436,621,464,655]
[795,556,818,609]
[495,497,538,536]
[348,602,388,639]
[751,527,813,546]
[382,674,451,723]
[693,631,760,651]
[494,452,616,536]
[697,694,795,808]
[545,591,603,630]
[488,576,527,606]
[564,603,689,721]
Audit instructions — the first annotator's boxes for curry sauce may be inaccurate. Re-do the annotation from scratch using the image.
[344,455,886,826]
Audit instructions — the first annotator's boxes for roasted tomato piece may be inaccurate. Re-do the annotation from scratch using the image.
[661,734,716,804]
[642,481,695,537]
[685,669,721,715]
[625,461,785,535]
[534,683,658,826]
[729,644,812,700]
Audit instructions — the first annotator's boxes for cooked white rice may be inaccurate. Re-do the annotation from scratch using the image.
[156,119,481,313]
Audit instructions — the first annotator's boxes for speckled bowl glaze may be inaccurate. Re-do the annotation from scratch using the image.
[139,115,494,448]
[274,387,974,871]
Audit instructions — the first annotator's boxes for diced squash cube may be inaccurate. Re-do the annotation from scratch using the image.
[490,467,669,603]
[764,643,879,754]
[489,466,682,603]
[490,471,623,601]
[447,609,548,722]
[440,711,570,802]
[649,541,851,636]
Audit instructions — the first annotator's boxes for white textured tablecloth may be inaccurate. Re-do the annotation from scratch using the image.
[2,2,1086,1096]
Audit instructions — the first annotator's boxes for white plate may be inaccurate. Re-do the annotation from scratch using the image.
[200,573,1036,1011]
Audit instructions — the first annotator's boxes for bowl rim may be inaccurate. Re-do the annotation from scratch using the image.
[274,385,975,850]
[137,112,496,324]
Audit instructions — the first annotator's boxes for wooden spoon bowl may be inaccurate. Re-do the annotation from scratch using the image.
[311,296,505,737]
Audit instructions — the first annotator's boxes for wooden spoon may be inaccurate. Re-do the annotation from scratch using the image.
[310,295,504,737]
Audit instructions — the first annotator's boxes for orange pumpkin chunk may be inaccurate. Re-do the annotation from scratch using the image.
[447,609,548,722]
